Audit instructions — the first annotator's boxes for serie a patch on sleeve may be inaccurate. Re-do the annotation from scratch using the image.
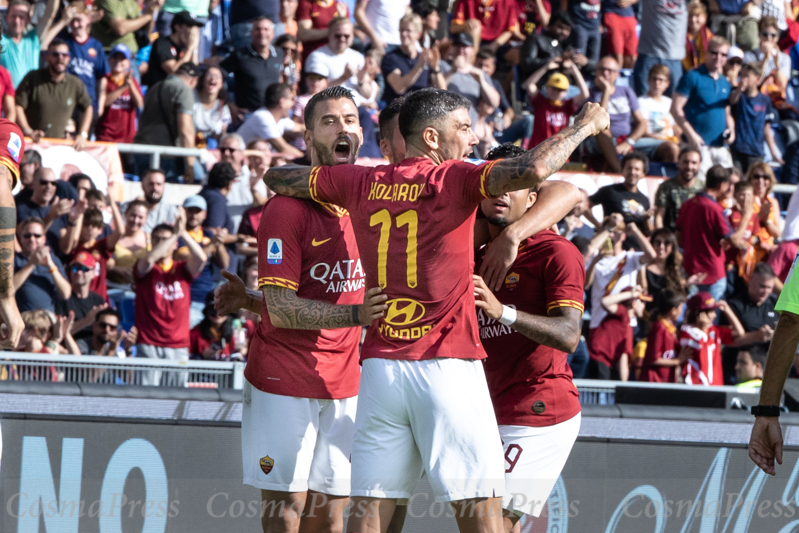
[267,239,283,264]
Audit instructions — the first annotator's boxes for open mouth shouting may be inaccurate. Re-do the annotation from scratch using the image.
[334,136,353,163]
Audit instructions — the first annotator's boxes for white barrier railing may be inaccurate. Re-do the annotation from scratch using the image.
[0,352,245,389]
[115,143,206,170]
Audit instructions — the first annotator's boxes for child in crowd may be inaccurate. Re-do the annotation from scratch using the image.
[13,310,79,380]
[636,65,681,162]
[639,290,685,383]
[679,292,745,386]
[190,294,238,360]
[523,59,589,150]
[591,285,648,381]
[726,181,759,282]
[730,63,783,172]
[95,44,144,144]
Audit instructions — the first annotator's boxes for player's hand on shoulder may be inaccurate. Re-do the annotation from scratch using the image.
[473,275,503,320]
[479,230,519,292]
[358,286,388,325]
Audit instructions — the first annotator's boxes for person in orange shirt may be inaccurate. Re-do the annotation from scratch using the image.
[747,162,781,262]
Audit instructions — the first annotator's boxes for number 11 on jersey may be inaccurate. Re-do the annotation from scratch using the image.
[370,209,418,289]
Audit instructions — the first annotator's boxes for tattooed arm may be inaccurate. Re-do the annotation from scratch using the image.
[485,102,610,197]
[263,286,387,330]
[262,165,314,199]
[474,275,582,353]
[0,166,23,349]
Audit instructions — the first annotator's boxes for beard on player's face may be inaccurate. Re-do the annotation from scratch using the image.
[486,215,510,229]
[313,133,361,166]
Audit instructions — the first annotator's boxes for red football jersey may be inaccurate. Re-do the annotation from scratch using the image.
[0,118,23,189]
[528,94,579,150]
[246,196,363,399]
[680,324,733,386]
[587,304,633,369]
[516,0,551,35]
[310,157,498,361]
[133,260,195,348]
[73,238,113,302]
[452,0,519,42]
[476,231,584,427]
[297,0,350,62]
[640,318,678,383]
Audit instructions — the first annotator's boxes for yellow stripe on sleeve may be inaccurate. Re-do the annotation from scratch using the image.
[547,300,585,313]
[479,160,498,199]
[308,167,321,203]
[258,277,300,291]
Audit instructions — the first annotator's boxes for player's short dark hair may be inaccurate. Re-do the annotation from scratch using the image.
[379,97,404,141]
[739,344,768,370]
[487,143,525,161]
[549,10,573,28]
[83,208,104,229]
[679,144,702,161]
[705,164,730,190]
[96,308,120,324]
[152,223,175,236]
[752,262,775,279]
[48,38,68,51]
[621,151,649,175]
[399,88,472,140]
[304,86,357,130]
[207,162,237,190]
[264,83,292,110]
[654,289,686,318]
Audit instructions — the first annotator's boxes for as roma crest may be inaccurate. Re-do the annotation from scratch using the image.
[260,455,274,475]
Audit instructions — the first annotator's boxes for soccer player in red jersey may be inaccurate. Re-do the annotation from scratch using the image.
[472,143,584,527]
[0,117,24,349]
[263,88,609,533]
[680,292,745,386]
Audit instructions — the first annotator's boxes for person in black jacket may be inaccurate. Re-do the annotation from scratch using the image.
[518,11,585,83]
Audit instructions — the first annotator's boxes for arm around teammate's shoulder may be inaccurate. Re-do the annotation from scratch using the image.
[262,285,388,330]
[263,165,315,200]
[484,103,610,197]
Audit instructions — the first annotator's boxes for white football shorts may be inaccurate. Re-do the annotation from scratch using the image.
[241,379,357,496]
[351,357,506,502]
[500,413,581,517]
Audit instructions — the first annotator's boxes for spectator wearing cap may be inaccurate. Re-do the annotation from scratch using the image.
[724,47,744,88]
[16,39,93,150]
[631,0,687,97]
[177,195,229,326]
[450,0,518,52]
[87,308,137,358]
[134,62,199,183]
[54,251,107,354]
[156,0,210,37]
[220,16,283,125]
[355,0,409,53]
[676,165,750,302]
[654,145,703,232]
[122,168,180,233]
[0,0,60,88]
[303,17,377,104]
[672,36,734,176]
[523,60,589,150]
[144,10,204,88]
[381,14,446,106]
[441,33,500,126]
[518,10,575,82]
[93,0,161,55]
[236,83,304,158]
[679,292,744,386]
[48,2,109,114]
[217,133,269,231]
[297,0,349,63]
[14,217,71,312]
[96,44,144,144]
[61,190,125,302]
[134,212,207,386]
[585,56,647,173]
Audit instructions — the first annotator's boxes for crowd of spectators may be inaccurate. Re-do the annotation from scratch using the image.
[2,0,799,388]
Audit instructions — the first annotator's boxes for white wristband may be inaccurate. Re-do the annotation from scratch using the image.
[498,305,517,326]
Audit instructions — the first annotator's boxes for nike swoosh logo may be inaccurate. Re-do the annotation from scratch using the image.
[312,238,331,247]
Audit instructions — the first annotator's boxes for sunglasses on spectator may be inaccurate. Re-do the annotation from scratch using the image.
[334,33,351,40]
[652,239,672,247]
[751,174,770,180]
[97,322,118,331]
[71,265,91,273]
[760,31,779,38]
[38,180,57,187]
[22,233,43,239]
[219,147,239,154]
[50,51,70,58]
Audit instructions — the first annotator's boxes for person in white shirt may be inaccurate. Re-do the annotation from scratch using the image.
[235,82,304,159]
[304,16,377,102]
[636,64,681,163]
[355,0,410,52]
